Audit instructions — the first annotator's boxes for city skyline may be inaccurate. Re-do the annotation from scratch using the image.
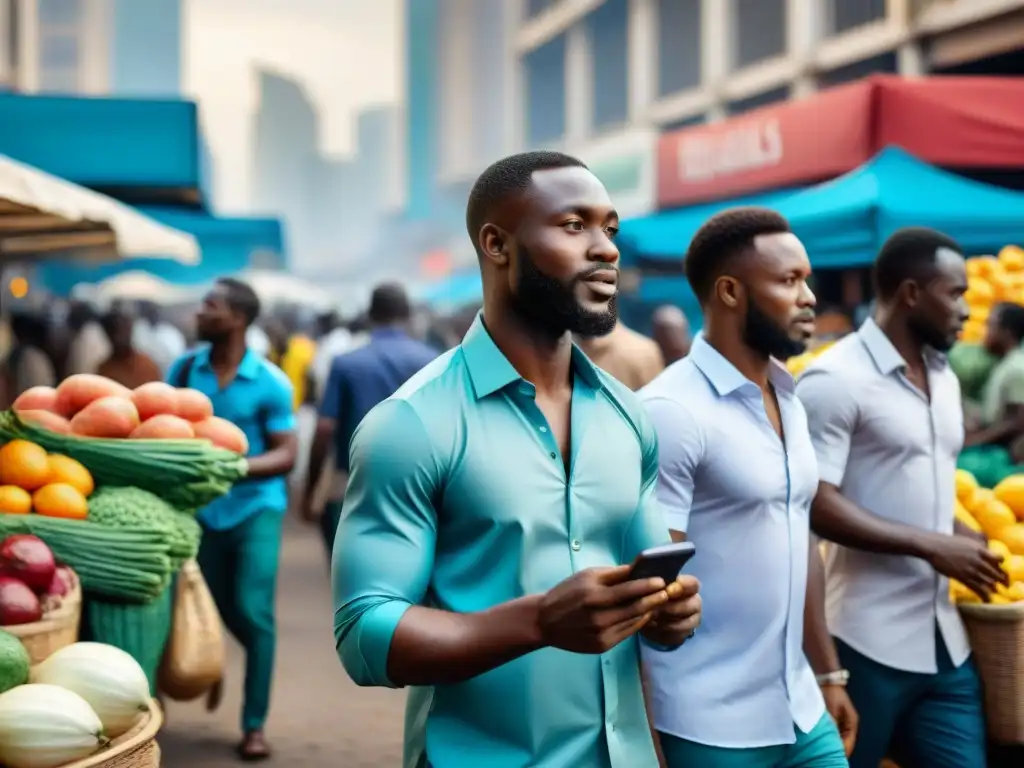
[184,0,402,214]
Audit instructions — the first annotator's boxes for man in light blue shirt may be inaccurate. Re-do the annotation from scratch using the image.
[332,151,703,768]
[167,278,298,761]
[641,208,855,768]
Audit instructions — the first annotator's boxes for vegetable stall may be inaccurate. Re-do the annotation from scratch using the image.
[0,373,247,767]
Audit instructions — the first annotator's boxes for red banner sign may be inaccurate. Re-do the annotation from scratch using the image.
[657,75,1024,209]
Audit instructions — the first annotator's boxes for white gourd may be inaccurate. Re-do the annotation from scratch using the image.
[32,642,151,738]
[0,683,106,768]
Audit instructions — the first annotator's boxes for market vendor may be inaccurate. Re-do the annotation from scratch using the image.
[958,302,1024,487]
[167,277,298,761]
[95,307,163,390]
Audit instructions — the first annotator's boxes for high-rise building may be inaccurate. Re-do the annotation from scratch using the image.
[251,68,320,267]
[5,0,182,96]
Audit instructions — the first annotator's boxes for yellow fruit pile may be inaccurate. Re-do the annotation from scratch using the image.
[0,439,92,520]
[951,469,1024,604]
[959,245,1024,344]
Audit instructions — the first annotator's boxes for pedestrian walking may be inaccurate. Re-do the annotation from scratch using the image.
[167,277,298,761]
[640,207,855,767]
[332,151,702,768]
[798,227,1006,768]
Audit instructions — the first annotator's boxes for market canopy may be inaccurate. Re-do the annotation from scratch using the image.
[774,146,1024,268]
[621,147,1024,270]
[0,154,199,263]
[656,75,1024,209]
[418,270,482,312]
[72,270,200,307]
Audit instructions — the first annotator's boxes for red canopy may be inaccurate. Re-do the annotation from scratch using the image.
[656,75,1024,209]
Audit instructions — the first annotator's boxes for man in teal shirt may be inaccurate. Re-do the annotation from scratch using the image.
[332,152,703,768]
[168,278,298,761]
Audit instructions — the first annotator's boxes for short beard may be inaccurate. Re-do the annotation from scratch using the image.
[908,313,955,353]
[743,297,806,361]
[509,245,618,339]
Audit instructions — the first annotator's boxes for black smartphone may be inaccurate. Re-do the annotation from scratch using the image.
[628,541,696,583]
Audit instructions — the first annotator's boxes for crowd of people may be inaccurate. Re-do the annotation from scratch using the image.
[0,148,1018,768]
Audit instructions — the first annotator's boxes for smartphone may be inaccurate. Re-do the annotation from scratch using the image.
[628,541,696,583]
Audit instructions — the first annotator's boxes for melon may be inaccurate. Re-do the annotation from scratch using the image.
[55,375,131,418]
[192,417,249,454]
[69,397,140,439]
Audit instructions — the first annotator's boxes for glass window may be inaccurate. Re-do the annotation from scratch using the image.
[726,85,789,116]
[818,52,896,88]
[39,32,79,71]
[38,0,81,29]
[588,0,628,132]
[827,0,886,35]
[525,34,567,146]
[732,0,786,70]
[527,0,557,18]
[662,113,707,131]
[657,0,702,97]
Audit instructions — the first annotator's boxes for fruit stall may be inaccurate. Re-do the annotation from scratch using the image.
[0,373,248,767]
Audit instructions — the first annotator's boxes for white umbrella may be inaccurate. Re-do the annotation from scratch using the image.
[234,269,335,310]
[74,271,201,307]
[0,153,199,263]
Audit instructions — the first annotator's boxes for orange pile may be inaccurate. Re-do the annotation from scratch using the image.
[0,439,91,520]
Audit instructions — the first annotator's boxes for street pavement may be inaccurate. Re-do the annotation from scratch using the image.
[159,516,407,767]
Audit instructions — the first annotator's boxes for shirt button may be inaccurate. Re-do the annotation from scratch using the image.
[549,451,557,459]
[571,539,581,551]
[538,426,547,433]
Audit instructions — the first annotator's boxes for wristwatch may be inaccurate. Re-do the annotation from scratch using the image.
[815,669,850,687]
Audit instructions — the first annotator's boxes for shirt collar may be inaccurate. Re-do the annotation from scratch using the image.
[688,335,795,397]
[858,317,948,375]
[370,326,406,342]
[194,345,262,381]
[460,313,604,399]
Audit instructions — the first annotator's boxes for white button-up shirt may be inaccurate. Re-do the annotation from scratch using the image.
[796,318,969,674]
[640,337,824,749]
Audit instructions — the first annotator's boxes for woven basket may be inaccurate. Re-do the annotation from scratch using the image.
[959,600,1024,744]
[5,581,82,665]
[61,698,163,768]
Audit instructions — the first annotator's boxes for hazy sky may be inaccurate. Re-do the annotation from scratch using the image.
[184,0,403,213]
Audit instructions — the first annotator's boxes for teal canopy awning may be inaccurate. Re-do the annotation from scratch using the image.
[619,147,1024,269]
[36,207,285,297]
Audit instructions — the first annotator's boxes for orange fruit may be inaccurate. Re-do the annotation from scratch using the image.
[46,454,94,497]
[996,523,1024,556]
[971,495,1017,539]
[994,475,1024,521]
[0,485,32,515]
[955,469,979,502]
[32,483,88,520]
[0,440,51,491]
[999,245,1024,272]
[1004,553,1024,583]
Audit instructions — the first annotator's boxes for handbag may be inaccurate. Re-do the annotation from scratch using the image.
[158,559,225,701]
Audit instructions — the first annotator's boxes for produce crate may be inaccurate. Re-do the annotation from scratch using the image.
[960,601,1024,744]
[5,581,82,665]
[62,698,163,768]
[81,586,174,696]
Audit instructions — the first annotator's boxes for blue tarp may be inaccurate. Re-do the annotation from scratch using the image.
[0,94,200,190]
[620,146,1024,269]
[37,207,285,298]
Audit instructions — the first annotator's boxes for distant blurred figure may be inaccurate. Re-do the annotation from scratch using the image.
[96,308,162,389]
[651,304,691,364]
[311,310,356,403]
[64,301,111,377]
[576,321,665,391]
[303,282,438,553]
[132,301,186,375]
[0,311,56,405]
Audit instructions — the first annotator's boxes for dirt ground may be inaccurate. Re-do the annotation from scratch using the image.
[159,516,407,767]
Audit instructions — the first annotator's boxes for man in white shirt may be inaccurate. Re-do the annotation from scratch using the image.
[642,207,856,768]
[798,228,1004,768]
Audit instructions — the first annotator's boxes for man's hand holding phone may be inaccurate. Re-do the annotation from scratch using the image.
[640,574,702,648]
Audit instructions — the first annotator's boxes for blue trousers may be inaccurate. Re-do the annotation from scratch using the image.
[836,633,986,768]
[660,713,848,768]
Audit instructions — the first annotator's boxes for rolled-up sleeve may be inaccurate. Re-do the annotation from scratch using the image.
[331,398,440,688]
[643,396,704,533]
[621,410,673,562]
[796,369,857,486]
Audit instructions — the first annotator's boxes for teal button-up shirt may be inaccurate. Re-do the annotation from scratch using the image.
[333,315,670,768]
